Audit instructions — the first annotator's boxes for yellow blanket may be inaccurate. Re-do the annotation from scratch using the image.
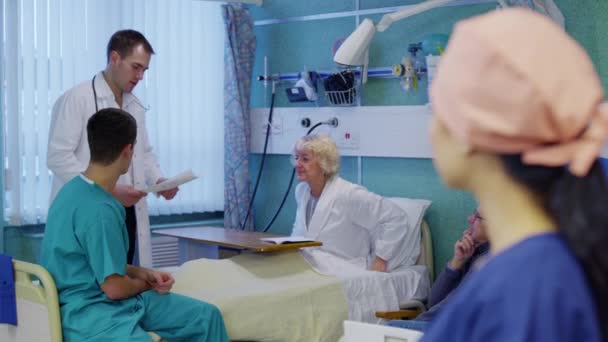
[172,251,348,342]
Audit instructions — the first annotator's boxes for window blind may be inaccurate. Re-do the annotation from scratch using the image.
[1,0,225,224]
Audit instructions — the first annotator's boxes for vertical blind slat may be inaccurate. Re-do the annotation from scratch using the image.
[21,0,36,223]
[35,0,50,221]
[5,0,21,224]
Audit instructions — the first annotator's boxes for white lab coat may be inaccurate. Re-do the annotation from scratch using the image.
[292,176,419,273]
[47,71,162,267]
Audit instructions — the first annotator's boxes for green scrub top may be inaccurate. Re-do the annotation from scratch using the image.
[41,175,144,340]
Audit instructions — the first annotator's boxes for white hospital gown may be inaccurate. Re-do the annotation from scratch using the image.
[292,176,420,273]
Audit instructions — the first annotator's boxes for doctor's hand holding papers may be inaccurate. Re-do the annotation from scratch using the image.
[113,184,147,207]
[114,170,196,205]
[139,169,199,198]
[154,178,179,200]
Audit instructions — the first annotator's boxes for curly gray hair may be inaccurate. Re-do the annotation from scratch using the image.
[294,134,340,178]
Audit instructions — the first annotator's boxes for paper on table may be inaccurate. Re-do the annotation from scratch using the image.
[142,170,198,193]
[260,236,314,244]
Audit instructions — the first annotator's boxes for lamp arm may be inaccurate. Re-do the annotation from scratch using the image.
[376,0,455,32]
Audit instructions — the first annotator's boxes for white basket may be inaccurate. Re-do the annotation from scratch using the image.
[325,86,357,106]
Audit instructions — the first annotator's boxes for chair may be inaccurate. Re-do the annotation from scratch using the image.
[375,220,433,320]
[1,259,164,342]
[343,320,423,342]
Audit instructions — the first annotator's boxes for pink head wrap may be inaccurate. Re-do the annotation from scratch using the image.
[430,8,608,177]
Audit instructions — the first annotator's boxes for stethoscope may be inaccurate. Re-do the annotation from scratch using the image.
[92,74,100,112]
[91,73,149,112]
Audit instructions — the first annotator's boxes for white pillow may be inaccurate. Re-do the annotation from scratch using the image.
[386,197,432,232]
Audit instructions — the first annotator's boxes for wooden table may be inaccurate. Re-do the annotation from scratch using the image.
[153,227,322,262]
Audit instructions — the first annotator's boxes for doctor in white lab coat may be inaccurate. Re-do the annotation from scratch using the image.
[291,134,420,273]
[47,30,178,267]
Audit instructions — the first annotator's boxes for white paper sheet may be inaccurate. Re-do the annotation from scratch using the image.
[141,169,198,193]
[260,236,314,244]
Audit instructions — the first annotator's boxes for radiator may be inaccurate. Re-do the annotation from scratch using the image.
[151,236,180,268]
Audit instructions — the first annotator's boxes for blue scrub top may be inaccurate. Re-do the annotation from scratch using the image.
[41,175,141,340]
[600,158,608,177]
[422,233,601,342]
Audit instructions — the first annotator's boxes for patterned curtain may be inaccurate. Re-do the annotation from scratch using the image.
[222,4,256,230]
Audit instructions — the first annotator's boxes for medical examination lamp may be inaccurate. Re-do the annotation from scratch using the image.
[333,0,456,83]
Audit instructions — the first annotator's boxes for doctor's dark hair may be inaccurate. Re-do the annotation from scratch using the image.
[106,29,155,63]
[294,134,340,178]
[501,155,608,340]
[87,108,137,165]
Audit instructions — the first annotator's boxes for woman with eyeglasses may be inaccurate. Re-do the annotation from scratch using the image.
[290,134,420,274]
[423,8,606,342]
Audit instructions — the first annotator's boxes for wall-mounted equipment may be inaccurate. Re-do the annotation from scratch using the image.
[324,71,358,106]
[285,71,320,103]
[258,67,403,105]
[392,56,419,92]
[334,0,457,83]
[420,33,449,56]
[332,19,376,83]
[391,32,448,93]
[333,0,564,85]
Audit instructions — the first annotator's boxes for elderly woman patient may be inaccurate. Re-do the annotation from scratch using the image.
[291,134,419,274]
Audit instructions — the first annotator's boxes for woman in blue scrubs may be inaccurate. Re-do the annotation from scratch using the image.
[424,8,607,342]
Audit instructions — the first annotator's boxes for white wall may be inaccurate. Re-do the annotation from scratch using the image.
[251,105,434,157]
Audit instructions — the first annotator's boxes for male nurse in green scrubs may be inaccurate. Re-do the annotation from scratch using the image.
[41,108,228,341]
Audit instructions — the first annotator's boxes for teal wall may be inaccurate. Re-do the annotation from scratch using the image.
[249,0,608,273]
[555,0,608,90]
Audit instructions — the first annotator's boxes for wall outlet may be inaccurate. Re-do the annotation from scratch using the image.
[336,130,360,149]
[262,117,283,135]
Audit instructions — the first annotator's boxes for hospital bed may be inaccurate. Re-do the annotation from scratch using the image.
[2,258,429,342]
[1,259,62,342]
[375,219,433,320]
[1,259,164,342]
[169,220,433,342]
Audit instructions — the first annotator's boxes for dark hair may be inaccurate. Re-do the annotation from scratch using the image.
[106,29,155,63]
[87,108,137,165]
[501,155,608,340]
